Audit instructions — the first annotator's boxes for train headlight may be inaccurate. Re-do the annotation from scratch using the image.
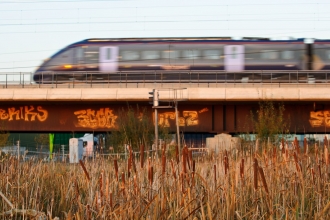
[64,65,72,69]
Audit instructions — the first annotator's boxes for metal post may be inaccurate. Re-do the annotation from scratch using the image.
[155,108,158,158]
[17,140,20,161]
[175,101,181,155]
[62,145,65,162]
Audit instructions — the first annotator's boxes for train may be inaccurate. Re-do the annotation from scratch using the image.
[33,37,330,83]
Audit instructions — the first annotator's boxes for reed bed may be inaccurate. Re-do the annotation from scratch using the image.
[1,140,330,219]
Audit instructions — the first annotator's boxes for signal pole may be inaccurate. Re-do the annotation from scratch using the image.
[149,89,159,155]
[149,88,187,159]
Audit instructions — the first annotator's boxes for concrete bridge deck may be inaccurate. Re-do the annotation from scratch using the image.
[0,83,328,101]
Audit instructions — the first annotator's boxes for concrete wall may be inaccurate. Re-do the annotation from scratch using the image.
[0,86,329,101]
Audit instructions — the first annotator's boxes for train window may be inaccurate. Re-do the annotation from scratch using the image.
[44,48,74,70]
[84,47,99,63]
[121,51,140,61]
[203,50,221,59]
[183,50,201,59]
[261,50,278,59]
[326,50,330,59]
[281,50,294,60]
[162,50,179,59]
[142,51,160,60]
[76,47,84,59]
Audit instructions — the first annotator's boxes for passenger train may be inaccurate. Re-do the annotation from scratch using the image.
[33,37,330,83]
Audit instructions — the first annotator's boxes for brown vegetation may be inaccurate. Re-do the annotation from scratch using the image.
[1,139,330,219]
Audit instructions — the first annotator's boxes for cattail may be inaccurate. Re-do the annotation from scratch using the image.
[192,160,195,173]
[318,164,322,180]
[311,168,315,184]
[121,172,126,196]
[324,136,328,148]
[74,179,80,199]
[149,166,154,185]
[224,151,229,175]
[180,172,185,192]
[128,161,131,178]
[170,159,177,180]
[162,150,166,175]
[140,144,144,168]
[133,175,138,195]
[114,159,118,181]
[133,157,137,174]
[294,137,300,155]
[285,148,289,161]
[272,147,276,164]
[304,137,307,154]
[183,146,190,170]
[214,164,217,186]
[324,146,329,165]
[258,167,269,194]
[293,152,300,173]
[79,160,90,181]
[188,149,193,169]
[182,153,187,174]
[87,204,91,220]
[99,172,103,202]
[175,145,179,163]
[121,172,125,186]
[109,192,113,210]
[253,158,259,190]
[240,158,244,179]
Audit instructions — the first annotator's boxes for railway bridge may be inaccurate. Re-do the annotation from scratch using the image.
[0,71,329,134]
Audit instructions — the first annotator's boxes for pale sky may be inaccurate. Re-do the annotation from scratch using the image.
[1,0,330,72]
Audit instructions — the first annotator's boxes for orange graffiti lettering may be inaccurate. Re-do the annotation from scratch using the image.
[0,106,48,122]
[157,110,200,127]
[309,110,330,127]
[74,108,117,129]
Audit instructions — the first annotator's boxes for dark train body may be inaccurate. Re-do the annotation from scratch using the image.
[33,37,330,82]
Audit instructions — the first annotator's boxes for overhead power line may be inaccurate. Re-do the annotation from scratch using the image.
[0,2,329,11]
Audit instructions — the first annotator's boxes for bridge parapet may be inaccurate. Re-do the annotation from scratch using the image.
[0,86,328,101]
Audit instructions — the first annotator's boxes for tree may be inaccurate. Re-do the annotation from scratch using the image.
[0,121,9,147]
[107,105,172,153]
[107,105,155,152]
[251,101,290,148]
[34,133,49,149]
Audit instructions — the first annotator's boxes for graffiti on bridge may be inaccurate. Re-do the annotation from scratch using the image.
[157,108,209,127]
[74,108,118,129]
[309,110,330,127]
[0,106,48,122]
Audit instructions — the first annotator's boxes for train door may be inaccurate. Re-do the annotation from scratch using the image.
[224,45,244,72]
[99,46,118,72]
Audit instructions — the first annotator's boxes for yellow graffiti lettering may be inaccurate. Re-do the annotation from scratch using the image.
[0,109,9,120]
[8,108,20,121]
[0,106,48,122]
[157,110,199,127]
[104,108,117,128]
[37,106,48,122]
[74,107,118,129]
[158,112,175,127]
[309,110,330,127]
[25,106,38,121]
[183,111,199,126]
[198,108,209,113]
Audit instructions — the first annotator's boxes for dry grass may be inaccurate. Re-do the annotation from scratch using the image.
[1,141,330,219]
